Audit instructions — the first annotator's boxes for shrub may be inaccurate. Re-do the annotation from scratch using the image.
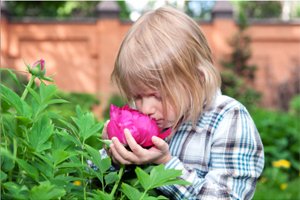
[251,102,300,199]
[0,63,188,200]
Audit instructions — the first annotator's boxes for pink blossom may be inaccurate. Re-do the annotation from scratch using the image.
[30,59,46,76]
[107,104,171,147]
[32,59,45,71]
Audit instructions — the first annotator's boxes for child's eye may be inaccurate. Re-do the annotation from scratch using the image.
[154,94,162,101]
[133,95,142,100]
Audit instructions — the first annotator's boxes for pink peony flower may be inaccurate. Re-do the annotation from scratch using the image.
[107,104,171,148]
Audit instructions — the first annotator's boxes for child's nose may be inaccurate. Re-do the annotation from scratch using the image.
[141,98,155,116]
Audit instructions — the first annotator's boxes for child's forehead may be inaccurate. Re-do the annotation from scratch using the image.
[129,83,158,95]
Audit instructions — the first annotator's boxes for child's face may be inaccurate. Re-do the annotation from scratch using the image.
[133,88,176,130]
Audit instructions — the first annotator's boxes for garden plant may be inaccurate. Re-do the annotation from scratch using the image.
[0,60,189,200]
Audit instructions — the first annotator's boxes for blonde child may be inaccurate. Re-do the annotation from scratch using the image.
[103,6,264,200]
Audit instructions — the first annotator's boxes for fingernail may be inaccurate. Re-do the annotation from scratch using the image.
[152,136,158,140]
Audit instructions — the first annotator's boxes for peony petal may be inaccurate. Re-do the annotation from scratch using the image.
[107,120,127,144]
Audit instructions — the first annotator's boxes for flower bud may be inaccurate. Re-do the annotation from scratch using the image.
[29,59,46,77]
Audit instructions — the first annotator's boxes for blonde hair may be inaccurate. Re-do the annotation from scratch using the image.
[112,6,221,128]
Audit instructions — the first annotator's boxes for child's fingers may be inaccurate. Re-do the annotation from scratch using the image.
[152,136,169,153]
[112,137,138,163]
[110,144,131,165]
[124,129,143,153]
[101,120,110,139]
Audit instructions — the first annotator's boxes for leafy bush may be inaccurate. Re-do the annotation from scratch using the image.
[221,8,261,109]
[48,91,100,119]
[0,65,188,200]
[237,1,282,19]
[289,95,300,116]
[251,102,300,199]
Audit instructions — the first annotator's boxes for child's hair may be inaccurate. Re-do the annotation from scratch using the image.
[112,6,221,128]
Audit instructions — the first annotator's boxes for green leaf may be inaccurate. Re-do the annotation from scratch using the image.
[51,175,81,185]
[27,87,41,104]
[39,83,57,102]
[29,181,66,200]
[52,130,76,151]
[16,159,39,181]
[121,183,143,200]
[0,68,22,88]
[28,115,53,152]
[75,105,83,116]
[148,165,190,189]
[0,170,7,182]
[1,153,15,171]
[104,171,119,185]
[0,148,16,172]
[58,118,80,138]
[2,182,29,200]
[72,110,103,142]
[52,149,76,166]
[100,139,112,147]
[16,116,32,126]
[143,196,163,200]
[135,167,151,190]
[89,189,112,200]
[85,144,111,174]
[57,162,85,169]
[0,84,31,117]
[32,152,53,167]
[47,99,69,105]
[33,159,54,179]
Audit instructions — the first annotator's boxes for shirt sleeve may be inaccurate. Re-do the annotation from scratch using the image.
[158,105,265,200]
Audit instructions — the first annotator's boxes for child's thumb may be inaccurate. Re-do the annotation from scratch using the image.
[152,136,169,152]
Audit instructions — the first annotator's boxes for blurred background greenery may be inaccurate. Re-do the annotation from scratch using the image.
[2,1,300,199]
[4,1,300,21]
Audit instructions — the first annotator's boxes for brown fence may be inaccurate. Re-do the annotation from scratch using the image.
[1,2,300,114]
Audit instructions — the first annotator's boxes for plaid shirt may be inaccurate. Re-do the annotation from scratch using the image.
[158,94,264,200]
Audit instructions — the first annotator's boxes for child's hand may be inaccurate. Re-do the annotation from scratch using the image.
[109,129,172,165]
[101,120,113,156]
[101,120,110,140]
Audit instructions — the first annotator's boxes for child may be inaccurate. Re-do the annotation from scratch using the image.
[102,6,264,200]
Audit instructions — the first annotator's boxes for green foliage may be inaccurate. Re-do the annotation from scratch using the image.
[117,1,131,20]
[49,91,100,119]
[185,1,215,20]
[251,102,300,199]
[221,12,260,108]
[6,1,99,19]
[103,94,126,120]
[0,68,27,95]
[254,177,300,200]
[251,107,299,176]
[1,65,188,199]
[237,1,282,19]
[289,95,300,116]
[296,5,300,17]
[5,1,131,20]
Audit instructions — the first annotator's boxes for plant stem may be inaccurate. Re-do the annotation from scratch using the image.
[110,165,125,199]
[139,190,148,200]
[81,143,87,200]
[12,138,18,182]
[21,75,36,100]
[83,181,87,200]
